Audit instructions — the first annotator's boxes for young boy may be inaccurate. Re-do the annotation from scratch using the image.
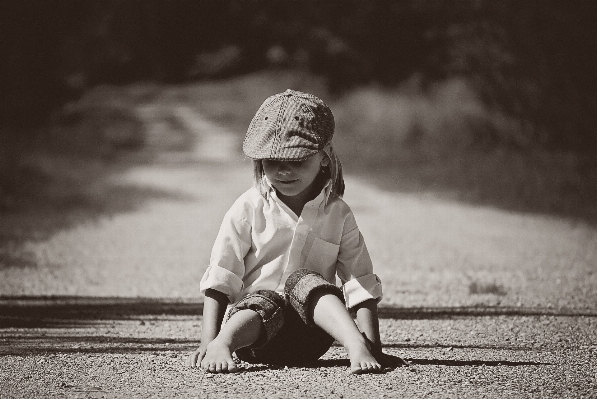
[188,90,406,373]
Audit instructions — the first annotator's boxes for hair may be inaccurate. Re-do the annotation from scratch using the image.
[252,144,345,204]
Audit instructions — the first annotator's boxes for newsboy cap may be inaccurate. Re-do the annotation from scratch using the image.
[243,89,335,160]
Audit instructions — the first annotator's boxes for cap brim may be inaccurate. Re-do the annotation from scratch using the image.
[243,148,320,161]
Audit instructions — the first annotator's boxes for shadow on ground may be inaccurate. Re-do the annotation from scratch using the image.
[0,297,570,369]
[2,296,595,329]
[315,358,549,368]
[0,337,198,356]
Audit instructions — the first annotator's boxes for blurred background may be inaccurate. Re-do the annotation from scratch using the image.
[1,0,596,221]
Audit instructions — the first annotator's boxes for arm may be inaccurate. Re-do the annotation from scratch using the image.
[336,210,409,367]
[187,288,229,368]
[353,299,382,354]
[353,298,409,367]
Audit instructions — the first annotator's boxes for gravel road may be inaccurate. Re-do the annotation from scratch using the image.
[1,105,596,398]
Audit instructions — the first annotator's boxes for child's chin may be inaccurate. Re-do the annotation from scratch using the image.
[275,185,302,196]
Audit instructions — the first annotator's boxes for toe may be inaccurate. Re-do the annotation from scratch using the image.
[359,362,381,374]
[227,361,239,373]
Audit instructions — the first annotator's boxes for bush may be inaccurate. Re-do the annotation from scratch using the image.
[2,0,597,213]
[334,77,517,163]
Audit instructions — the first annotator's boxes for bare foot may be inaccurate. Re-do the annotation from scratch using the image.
[200,340,239,373]
[345,340,382,374]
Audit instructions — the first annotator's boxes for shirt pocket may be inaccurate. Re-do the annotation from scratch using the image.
[304,237,340,282]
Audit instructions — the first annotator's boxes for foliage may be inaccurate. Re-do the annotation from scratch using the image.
[2,0,596,153]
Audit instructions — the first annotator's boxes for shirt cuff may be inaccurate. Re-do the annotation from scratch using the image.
[342,274,383,309]
[200,265,244,303]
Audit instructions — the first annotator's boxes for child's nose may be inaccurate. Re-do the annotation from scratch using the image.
[277,162,292,174]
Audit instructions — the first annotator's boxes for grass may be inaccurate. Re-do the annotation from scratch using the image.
[329,76,597,223]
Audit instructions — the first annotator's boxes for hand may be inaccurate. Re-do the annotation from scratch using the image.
[362,333,410,369]
[378,352,410,369]
[187,345,208,368]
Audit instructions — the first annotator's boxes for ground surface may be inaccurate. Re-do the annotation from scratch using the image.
[1,88,596,398]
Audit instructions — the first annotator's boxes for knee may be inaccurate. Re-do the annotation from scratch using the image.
[228,290,285,345]
[230,290,285,322]
[284,269,344,325]
[284,269,328,296]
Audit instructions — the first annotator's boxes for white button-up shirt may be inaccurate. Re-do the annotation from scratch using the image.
[200,180,382,308]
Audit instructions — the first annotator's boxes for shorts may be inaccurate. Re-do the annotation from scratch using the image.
[226,268,344,365]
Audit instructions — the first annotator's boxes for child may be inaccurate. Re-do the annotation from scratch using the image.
[188,90,403,374]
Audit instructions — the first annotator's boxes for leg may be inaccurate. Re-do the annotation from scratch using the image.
[284,269,381,374]
[310,291,381,374]
[201,309,262,373]
[236,304,334,365]
[206,290,286,371]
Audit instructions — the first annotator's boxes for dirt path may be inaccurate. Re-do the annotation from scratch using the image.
[1,107,596,398]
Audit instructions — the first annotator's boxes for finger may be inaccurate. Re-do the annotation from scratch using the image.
[187,351,199,367]
[395,356,410,367]
[383,354,410,368]
[201,360,210,371]
[195,351,207,368]
[360,362,372,372]
[191,349,206,368]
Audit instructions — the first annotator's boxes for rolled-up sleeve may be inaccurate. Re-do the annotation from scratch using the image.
[336,212,383,308]
[342,274,383,308]
[200,265,244,303]
[200,201,251,303]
